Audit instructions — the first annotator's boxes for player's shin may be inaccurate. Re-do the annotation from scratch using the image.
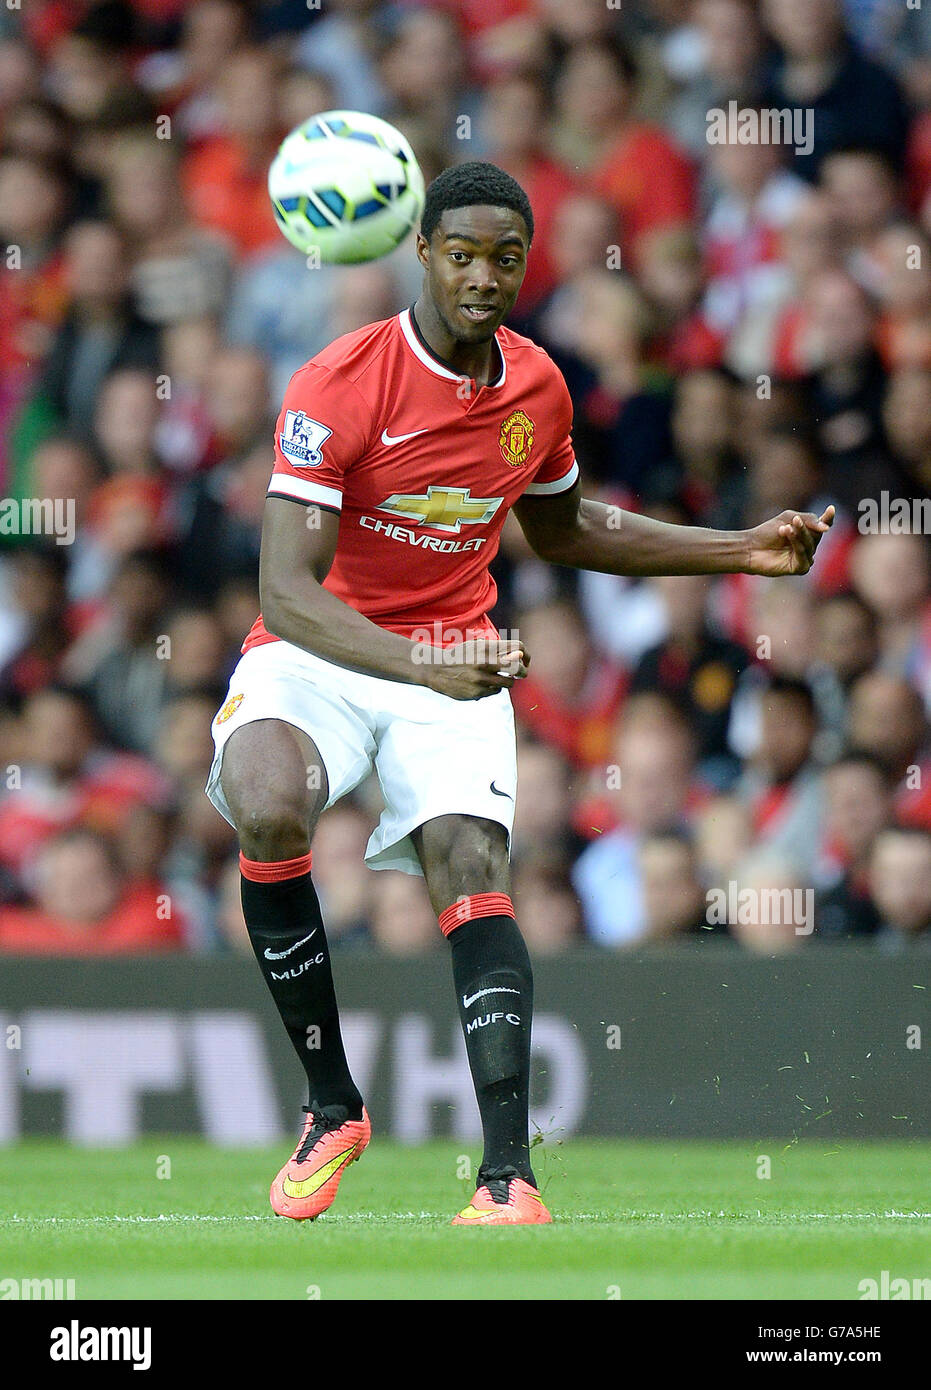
[239,851,363,1120]
[440,895,534,1185]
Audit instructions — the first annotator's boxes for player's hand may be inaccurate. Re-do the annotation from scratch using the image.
[420,639,531,700]
[746,506,835,577]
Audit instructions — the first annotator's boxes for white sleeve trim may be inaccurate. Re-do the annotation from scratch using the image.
[267,473,343,510]
[524,459,579,496]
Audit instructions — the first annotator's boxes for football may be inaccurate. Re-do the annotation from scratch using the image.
[268,109,426,264]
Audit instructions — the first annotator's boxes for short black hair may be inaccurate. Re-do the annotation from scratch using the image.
[421,161,533,245]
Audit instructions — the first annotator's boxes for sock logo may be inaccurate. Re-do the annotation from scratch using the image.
[264,930,317,961]
[271,953,325,981]
[489,781,513,799]
[462,986,520,1009]
[466,1011,521,1033]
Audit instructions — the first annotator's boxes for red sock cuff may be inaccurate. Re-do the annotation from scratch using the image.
[239,851,312,883]
[438,891,515,937]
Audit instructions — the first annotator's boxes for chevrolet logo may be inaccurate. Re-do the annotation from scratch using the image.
[376,486,503,533]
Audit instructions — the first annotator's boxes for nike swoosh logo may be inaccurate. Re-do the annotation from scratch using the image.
[264,930,317,961]
[462,986,521,1009]
[281,1143,358,1199]
[456,1204,495,1221]
[489,781,513,799]
[381,427,428,446]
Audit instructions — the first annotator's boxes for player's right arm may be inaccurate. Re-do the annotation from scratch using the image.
[259,498,524,698]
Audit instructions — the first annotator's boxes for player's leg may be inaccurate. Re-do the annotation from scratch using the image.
[221,718,370,1219]
[222,717,363,1118]
[412,813,551,1225]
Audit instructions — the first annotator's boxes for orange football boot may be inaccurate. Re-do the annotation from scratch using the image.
[452,1173,552,1226]
[270,1105,371,1221]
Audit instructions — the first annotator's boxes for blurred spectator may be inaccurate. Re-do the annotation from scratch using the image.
[867,828,931,950]
[379,7,475,151]
[295,0,389,116]
[0,686,168,879]
[630,573,748,777]
[512,855,584,954]
[883,367,931,491]
[308,802,376,946]
[510,598,624,769]
[572,699,697,945]
[0,152,69,404]
[761,0,910,180]
[64,549,173,751]
[667,368,741,524]
[181,46,284,258]
[846,670,931,824]
[214,850,251,954]
[809,591,880,747]
[368,870,439,955]
[0,546,73,699]
[799,271,887,461]
[0,827,183,954]
[736,675,823,878]
[638,225,723,373]
[555,270,672,493]
[512,737,581,866]
[554,35,696,267]
[36,220,160,440]
[137,0,252,144]
[638,829,710,940]
[849,533,931,693]
[820,147,902,274]
[668,0,766,160]
[726,847,809,953]
[106,135,232,327]
[694,792,752,886]
[867,827,931,948]
[702,119,808,340]
[814,751,890,938]
[871,224,931,372]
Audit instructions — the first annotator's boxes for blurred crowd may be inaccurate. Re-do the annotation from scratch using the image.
[1,0,931,957]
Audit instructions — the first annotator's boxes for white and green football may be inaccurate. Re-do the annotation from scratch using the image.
[268,109,425,264]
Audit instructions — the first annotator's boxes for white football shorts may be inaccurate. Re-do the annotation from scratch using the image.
[205,637,517,877]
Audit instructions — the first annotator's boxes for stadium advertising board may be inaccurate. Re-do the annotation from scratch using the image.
[0,950,926,1144]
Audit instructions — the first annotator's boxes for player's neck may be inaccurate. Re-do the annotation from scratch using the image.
[411,298,502,387]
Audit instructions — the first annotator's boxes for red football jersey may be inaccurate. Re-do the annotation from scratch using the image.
[243,308,578,650]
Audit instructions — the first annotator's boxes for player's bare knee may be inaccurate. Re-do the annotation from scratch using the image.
[238,798,310,861]
[221,721,323,860]
[419,814,509,902]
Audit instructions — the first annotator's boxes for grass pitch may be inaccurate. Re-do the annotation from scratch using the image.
[0,1139,928,1300]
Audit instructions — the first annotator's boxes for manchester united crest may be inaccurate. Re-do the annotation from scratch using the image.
[498,409,534,467]
[215,692,244,725]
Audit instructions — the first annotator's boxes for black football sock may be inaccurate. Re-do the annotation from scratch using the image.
[440,894,535,1187]
[240,852,363,1120]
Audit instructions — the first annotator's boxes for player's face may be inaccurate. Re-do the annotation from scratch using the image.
[418,205,529,344]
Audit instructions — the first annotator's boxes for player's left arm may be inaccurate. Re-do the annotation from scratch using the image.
[512,481,835,578]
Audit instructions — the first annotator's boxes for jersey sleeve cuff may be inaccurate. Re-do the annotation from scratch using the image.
[267,473,343,511]
[523,459,579,496]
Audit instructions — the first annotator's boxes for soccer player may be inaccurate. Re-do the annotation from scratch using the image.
[206,162,833,1226]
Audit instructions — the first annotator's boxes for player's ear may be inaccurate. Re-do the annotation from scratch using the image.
[415,232,430,268]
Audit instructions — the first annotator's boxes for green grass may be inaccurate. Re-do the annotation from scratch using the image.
[0,1140,928,1299]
